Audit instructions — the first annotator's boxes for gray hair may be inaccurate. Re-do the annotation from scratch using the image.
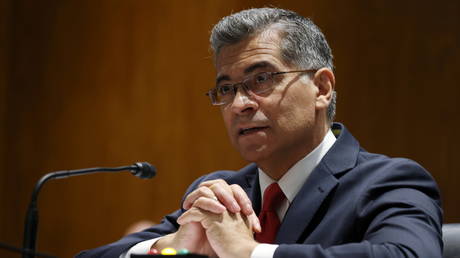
[210,7,337,122]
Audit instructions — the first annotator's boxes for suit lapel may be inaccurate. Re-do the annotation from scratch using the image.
[275,162,338,243]
[276,123,360,244]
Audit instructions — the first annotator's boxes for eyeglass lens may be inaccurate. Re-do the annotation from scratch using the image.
[214,72,275,105]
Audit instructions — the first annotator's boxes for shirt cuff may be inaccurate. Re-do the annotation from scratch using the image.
[119,238,161,258]
[250,243,279,258]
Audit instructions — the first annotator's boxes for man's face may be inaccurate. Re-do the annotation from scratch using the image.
[216,29,325,172]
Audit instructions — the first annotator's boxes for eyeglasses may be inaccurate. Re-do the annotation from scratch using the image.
[205,69,317,106]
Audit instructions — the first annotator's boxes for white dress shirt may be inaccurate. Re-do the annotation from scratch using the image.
[122,130,336,258]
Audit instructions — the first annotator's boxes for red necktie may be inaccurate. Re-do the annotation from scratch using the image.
[255,183,285,243]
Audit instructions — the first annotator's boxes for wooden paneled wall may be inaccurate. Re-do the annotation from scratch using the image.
[0,0,11,251]
[1,1,459,257]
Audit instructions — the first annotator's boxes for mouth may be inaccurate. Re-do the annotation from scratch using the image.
[238,126,269,136]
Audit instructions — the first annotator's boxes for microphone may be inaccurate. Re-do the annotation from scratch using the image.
[48,162,156,179]
[22,162,157,258]
[131,162,157,179]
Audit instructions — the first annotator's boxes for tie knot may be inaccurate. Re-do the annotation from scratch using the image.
[261,183,285,212]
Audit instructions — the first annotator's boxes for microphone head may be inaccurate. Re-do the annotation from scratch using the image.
[132,162,157,179]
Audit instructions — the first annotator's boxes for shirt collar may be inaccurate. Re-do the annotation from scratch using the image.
[258,129,336,203]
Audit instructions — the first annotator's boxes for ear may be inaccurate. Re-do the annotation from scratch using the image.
[312,68,335,111]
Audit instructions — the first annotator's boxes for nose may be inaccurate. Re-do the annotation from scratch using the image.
[230,87,258,115]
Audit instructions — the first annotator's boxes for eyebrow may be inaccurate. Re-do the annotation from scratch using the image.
[215,61,275,86]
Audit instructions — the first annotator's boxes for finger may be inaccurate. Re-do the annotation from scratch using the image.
[183,186,217,210]
[202,180,241,213]
[247,213,261,233]
[230,184,254,215]
[198,179,227,188]
[177,207,211,225]
[236,212,251,228]
[177,207,204,225]
[228,184,260,232]
[192,196,226,214]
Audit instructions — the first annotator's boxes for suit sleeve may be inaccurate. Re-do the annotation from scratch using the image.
[274,159,443,258]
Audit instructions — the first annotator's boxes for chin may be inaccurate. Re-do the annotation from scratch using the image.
[238,146,270,163]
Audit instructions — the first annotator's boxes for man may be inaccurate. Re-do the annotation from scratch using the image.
[77,8,442,258]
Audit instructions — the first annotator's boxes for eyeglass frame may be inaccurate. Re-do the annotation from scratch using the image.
[205,69,318,106]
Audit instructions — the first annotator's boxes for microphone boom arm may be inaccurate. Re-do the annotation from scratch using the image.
[22,162,155,258]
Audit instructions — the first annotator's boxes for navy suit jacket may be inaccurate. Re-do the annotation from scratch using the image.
[77,123,443,257]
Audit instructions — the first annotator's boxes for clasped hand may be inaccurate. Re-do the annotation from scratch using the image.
[154,179,260,258]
